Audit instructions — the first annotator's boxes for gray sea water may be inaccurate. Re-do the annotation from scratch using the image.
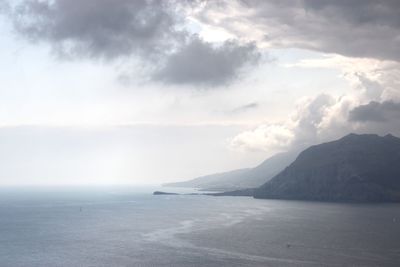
[0,186,399,267]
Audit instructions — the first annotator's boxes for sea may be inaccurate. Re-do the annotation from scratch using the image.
[0,186,399,267]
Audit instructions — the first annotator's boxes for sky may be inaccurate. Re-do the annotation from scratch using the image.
[0,0,399,186]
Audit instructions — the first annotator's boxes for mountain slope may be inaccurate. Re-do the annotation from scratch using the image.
[254,134,400,202]
[164,168,250,191]
[164,151,299,191]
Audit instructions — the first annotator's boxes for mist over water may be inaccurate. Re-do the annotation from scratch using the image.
[0,187,399,266]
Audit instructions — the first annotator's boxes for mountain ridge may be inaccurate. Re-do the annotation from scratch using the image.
[253,133,400,202]
[163,150,299,191]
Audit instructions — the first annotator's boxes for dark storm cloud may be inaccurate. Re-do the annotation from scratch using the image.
[7,0,261,86]
[349,101,400,122]
[226,0,400,61]
[0,0,9,13]
[11,0,178,59]
[153,38,260,86]
[301,0,400,60]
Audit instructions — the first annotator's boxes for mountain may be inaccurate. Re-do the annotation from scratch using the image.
[163,151,299,191]
[254,134,400,202]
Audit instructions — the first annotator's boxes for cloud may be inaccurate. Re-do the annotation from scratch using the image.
[153,37,260,86]
[6,0,261,86]
[230,94,335,152]
[5,0,400,87]
[349,101,400,122]
[230,123,294,152]
[194,0,400,61]
[229,62,400,153]
[291,94,335,147]
[11,0,178,59]
[0,0,8,13]
[231,102,259,113]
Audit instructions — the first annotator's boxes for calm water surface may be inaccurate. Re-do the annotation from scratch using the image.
[0,186,399,266]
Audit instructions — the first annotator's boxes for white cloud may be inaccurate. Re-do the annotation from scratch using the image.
[230,56,400,152]
[229,123,294,153]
